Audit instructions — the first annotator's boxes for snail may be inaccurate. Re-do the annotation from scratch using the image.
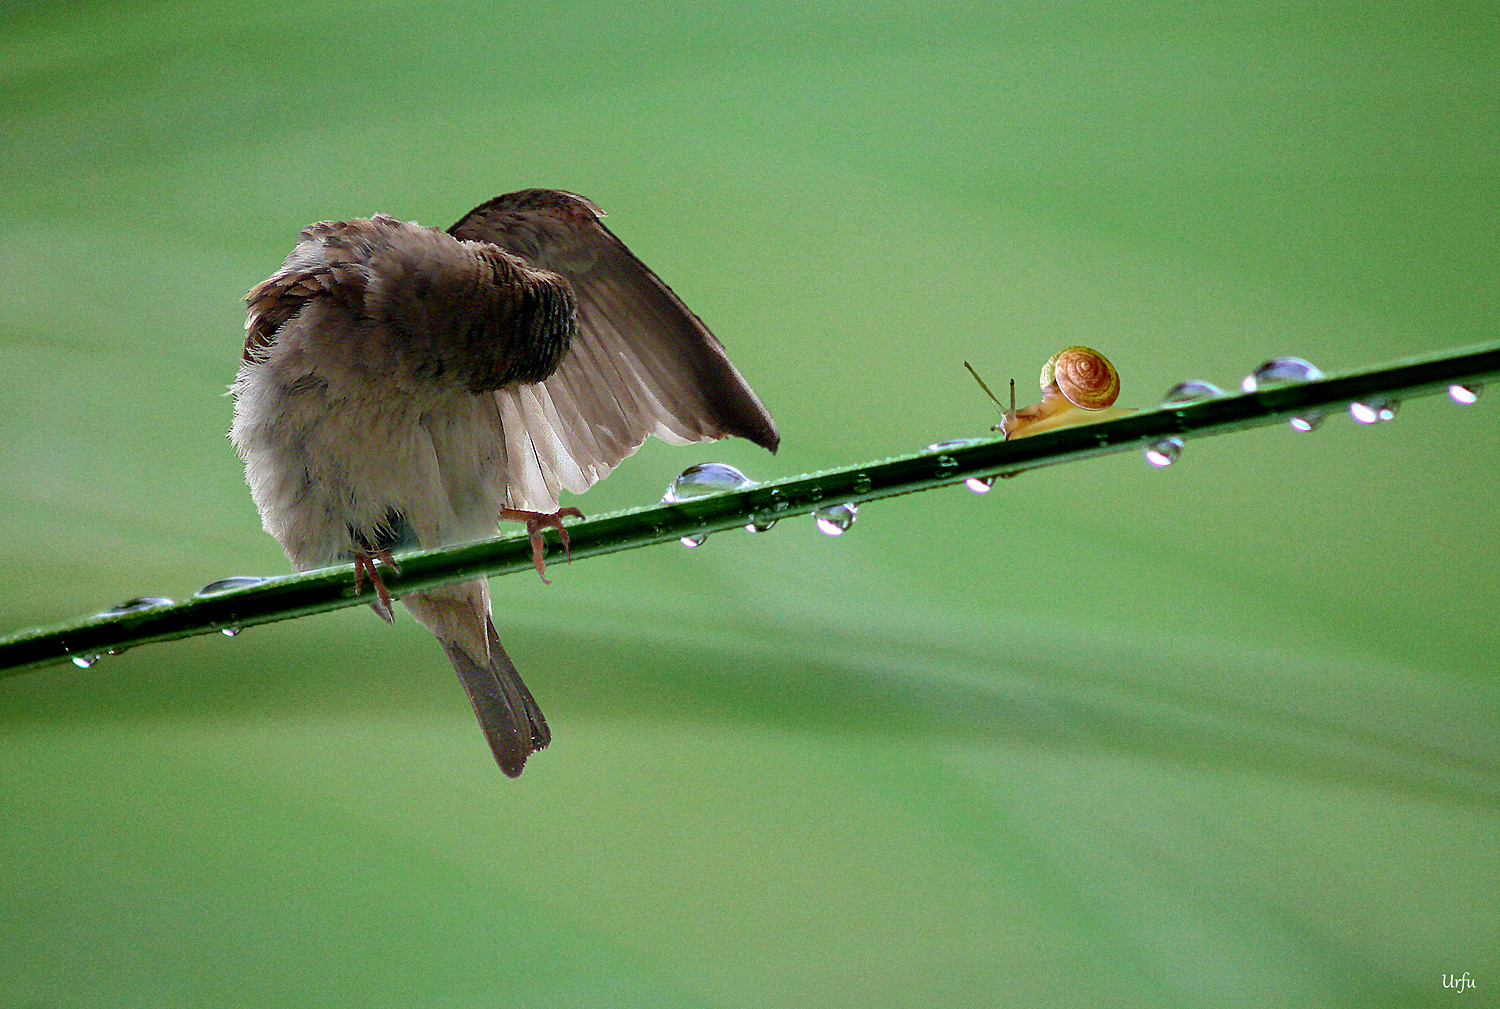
[965,346,1135,440]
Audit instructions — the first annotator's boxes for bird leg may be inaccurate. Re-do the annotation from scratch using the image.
[500,507,584,584]
[352,550,402,624]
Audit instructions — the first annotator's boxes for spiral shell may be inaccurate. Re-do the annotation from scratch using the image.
[1040,346,1120,410]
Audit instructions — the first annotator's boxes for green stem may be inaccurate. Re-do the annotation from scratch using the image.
[2,340,1496,676]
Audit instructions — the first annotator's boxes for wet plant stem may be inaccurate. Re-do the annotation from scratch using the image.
[2,340,1498,676]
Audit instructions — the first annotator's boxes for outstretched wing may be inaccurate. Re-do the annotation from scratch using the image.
[449,189,778,511]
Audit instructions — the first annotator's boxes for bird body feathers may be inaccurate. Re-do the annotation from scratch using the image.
[230,189,777,775]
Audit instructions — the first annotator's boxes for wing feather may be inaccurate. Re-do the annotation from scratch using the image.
[450,190,778,509]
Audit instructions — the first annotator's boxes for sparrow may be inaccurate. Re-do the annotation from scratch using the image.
[229,189,778,776]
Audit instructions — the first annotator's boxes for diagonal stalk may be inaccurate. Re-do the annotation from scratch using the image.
[2,340,1496,676]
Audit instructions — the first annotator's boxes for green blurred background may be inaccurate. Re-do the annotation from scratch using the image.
[3,1,1497,1005]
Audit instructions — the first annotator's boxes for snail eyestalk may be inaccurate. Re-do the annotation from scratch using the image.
[965,361,1019,435]
[964,361,1008,414]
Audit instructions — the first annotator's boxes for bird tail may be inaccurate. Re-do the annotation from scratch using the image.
[441,617,550,777]
[404,580,550,777]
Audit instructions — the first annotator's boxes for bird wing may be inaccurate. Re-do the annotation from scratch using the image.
[449,189,779,511]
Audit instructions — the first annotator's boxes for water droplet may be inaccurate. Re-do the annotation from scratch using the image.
[1449,383,1482,405]
[1242,357,1324,393]
[807,485,824,503]
[927,438,985,451]
[71,654,100,669]
[1350,397,1399,424]
[745,516,778,533]
[1160,380,1228,406]
[1145,437,1183,467]
[851,474,872,495]
[662,462,753,503]
[221,627,241,637]
[680,534,707,548]
[965,477,994,494]
[195,576,269,597]
[97,596,174,617]
[1289,410,1325,432]
[934,455,959,477]
[767,488,789,513]
[814,502,858,536]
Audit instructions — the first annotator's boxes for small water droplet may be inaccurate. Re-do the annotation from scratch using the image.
[1289,410,1325,432]
[1449,383,1482,405]
[221,627,241,637]
[1350,397,1399,424]
[745,516,778,533]
[934,455,959,477]
[662,462,753,503]
[71,654,100,669]
[1242,357,1324,393]
[965,477,994,494]
[1145,437,1183,467]
[851,474,873,495]
[1160,380,1228,406]
[97,596,174,617]
[680,534,707,548]
[807,485,824,503]
[768,488,789,513]
[195,576,269,597]
[814,502,858,536]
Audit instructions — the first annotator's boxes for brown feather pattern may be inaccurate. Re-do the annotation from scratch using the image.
[233,189,779,775]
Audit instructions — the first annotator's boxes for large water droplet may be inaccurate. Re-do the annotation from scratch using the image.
[1160,380,1228,406]
[221,627,242,637]
[1350,397,1399,424]
[745,516,778,533]
[965,477,994,494]
[1242,357,1324,393]
[927,439,985,451]
[195,576,268,597]
[814,502,858,536]
[71,654,100,668]
[97,596,174,617]
[1449,383,1482,405]
[1145,437,1183,467]
[680,534,707,548]
[662,462,753,503]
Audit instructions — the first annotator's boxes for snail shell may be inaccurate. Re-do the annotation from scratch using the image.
[1040,346,1120,410]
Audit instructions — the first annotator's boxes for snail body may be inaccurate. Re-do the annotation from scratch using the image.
[974,346,1134,440]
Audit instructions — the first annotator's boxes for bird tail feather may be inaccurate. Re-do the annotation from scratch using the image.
[442,616,550,777]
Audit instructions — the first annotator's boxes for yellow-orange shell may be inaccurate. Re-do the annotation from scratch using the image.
[1040,346,1120,410]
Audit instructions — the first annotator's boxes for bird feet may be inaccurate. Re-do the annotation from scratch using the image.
[353,550,402,624]
[500,507,584,584]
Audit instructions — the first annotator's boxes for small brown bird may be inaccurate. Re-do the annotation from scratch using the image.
[230,189,778,776]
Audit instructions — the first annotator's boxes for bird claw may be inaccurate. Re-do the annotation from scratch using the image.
[500,507,584,584]
[353,550,401,623]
